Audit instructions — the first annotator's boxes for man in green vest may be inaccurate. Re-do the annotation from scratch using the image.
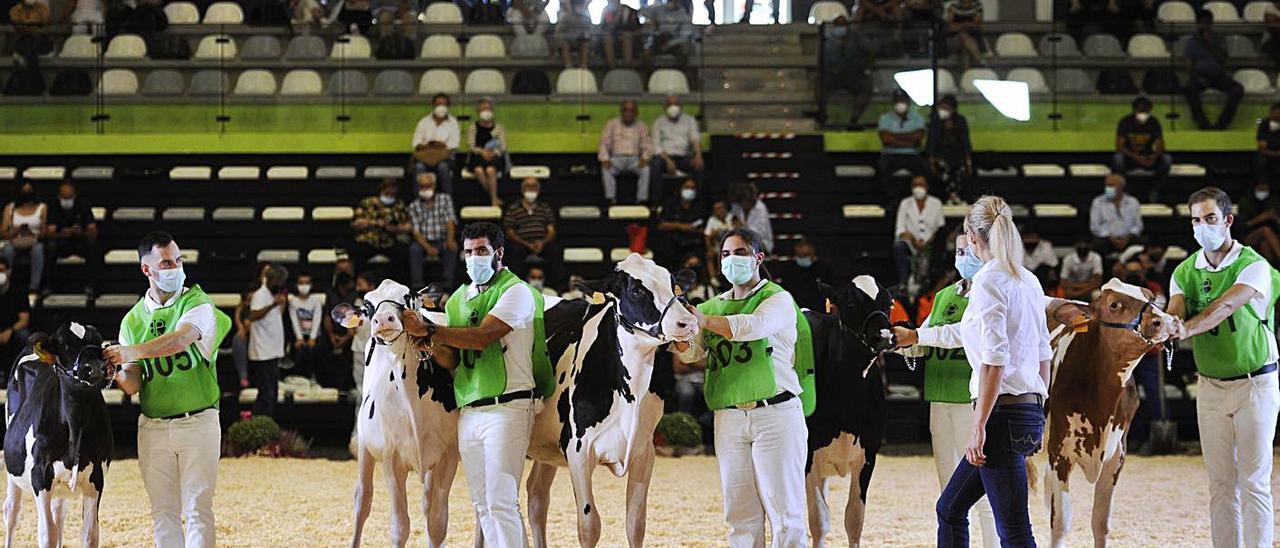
[104,231,231,548]
[1167,186,1280,548]
[402,221,552,546]
[674,227,812,548]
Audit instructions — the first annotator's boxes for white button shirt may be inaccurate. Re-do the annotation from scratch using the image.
[916,262,1052,399]
[894,195,945,245]
[411,114,461,149]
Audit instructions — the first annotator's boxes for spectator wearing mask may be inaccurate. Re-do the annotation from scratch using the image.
[2,182,46,299]
[656,179,708,267]
[879,90,929,204]
[465,98,507,207]
[350,179,411,278]
[526,266,557,295]
[503,178,563,284]
[288,272,324,380]
[651,95,704,202]
[1112,96,1172,200]
[641,0,693,64]
[0,258,30,382]
[728,182,773,253]
[1089,174,1144,256]
[679,252,715,303]
[601,0,640,66]
[1183,9,1243,130]
[821,16,875,127]
[554,0,592,67]
[408,173,459,290]
[1237,180,1280,264]
[412,93,461,193]
[599,100,654,205]
[774,238,833,311]
[1060,237,1103,300]
[508,0,548,37]
[1020,223,1059,274]
[703,199,737,284]
[944,0,983,70]
[1254,103,1280,184]
[45,181,100,295]
[247,264,289,417]
[231,264,271,391]
[927,94,973,203]
[10,0,51,70]
[893,176,945,287]
[319,271,357,390]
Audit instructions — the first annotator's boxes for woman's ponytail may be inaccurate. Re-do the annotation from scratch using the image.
[966,195,1024,280]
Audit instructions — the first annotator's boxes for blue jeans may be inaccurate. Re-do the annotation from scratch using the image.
[937,402,1044,547]
[415,159,454,194]
[2,241,43,292]
[409,239,457,289]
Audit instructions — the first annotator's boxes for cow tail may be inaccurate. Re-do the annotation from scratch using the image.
[1026,456,1040,495]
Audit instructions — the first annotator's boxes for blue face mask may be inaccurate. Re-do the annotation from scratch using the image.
[795,256,813,268]
[1103,186,1118,200]
[465,255,496,285]
[954,249,984,280]
[721,255,756,286]
[152,265,186,293]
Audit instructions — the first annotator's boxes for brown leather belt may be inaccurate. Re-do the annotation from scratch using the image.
[994,393,1043,407]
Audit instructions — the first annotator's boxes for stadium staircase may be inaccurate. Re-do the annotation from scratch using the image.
[699,25,817,133]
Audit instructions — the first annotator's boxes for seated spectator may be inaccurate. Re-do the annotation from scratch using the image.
[774,238,834,311]
[45,181,100,295]
[702,199,736,282]
[651,95,704,201]
[461,0,505,24]
[821,16,874,127]
[926,94,972,203]
[599,100,654,205]
[641,0,693,64]
[893,175,944,287]
[1138,242,1170,288]
[602,0,640,67]
[465,98,507,207]
[349,179,411,278]
[288,271,324,380]
[526,266,558,295]
[0,258,30,382]
[408,173,459,290]
[656,179,707,267]
[1265,0,1280,61]
[412,93,461,194]
[1112,96,1171,200]
[373,0,415,28]
[944,0,983,70]
[1255,103,1280,184]
[1060,237,1103,300]
[1237,180,1280,263]
[248,264,289,418]
[1089,174,1144,256]
[508,0,549,37]
[1183,10,1243,130]
[62,0,106,33]
[1021,223,1059,273]
[728,182,774,253]
[338,0,373,35]
[504,178,564,285]
[2,183,46,299]
[318,270,357,389]
[878,90,929,204]
[854,0,903,23]
[554,0,592,67]
[10,0,52,70]
[290,0,328,28]
[678,252,715,303]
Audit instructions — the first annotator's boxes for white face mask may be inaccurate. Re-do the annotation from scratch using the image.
[0,272,8,288]
[297,284,312,296]
[1193,222,1229,252]
[1270,120,1280,132]
[666,105,681,119]
[59,198,74,209]
[911,186,927,200]
[478,110,494,122]
[523,191,539,202]
[419,189,435,200]
[151,265,186,293]
[681,188,697,201]
[1256,190,1270,201]
[937,109,951,120]
[1134,112,1151,123]
[379,195,396,206]
[433,105,449,118]
[529,279,544,290]
[894,102,909,115]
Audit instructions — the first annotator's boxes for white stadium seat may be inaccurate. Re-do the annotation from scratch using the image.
[1235,69,1275,94]
[460,206,502,220]
[423,2,463,22]
[556,68,598,94]
[266,166,308,179]
[1068,163,1110,177]
[842,205,886,218]
[234,69,277,95]
[164,1,201,23]
[1005,68,1048,93]
[99,69,139,95]
[203,1,245,24]
[71,166,113,179]
[419,69,461,95]
[960,68,997,93]
[112,207,156,221]
[1157,1,1195,22]
[104,250,139,264]
[509,165,551,179]
[465,34,506,58]
[22,166,65,180]
[262,206,305,221]
[1127,34,1169,58]
[280,69,323,95]
[935,69,957,94]
[1023,164,1065,177]
[994,33,1036,57]
[364,166,404,179]
[307,249,339,264]
[330,35,371,59]
[807,1,848,23]
[647,69,689,95]
[218,166,260,179]
[212,207,255,221]
[0,167,14,180]
[257,249,300,263]
[564,248,604,263]
[608,205,650,220]
[170,166,211,180]
[559,206,601,219]
[464,69,505,94]
[194,34,236,60]
[420,35,461,59]
[59,35,98,58]
[1203,1,1240,21]
[1034,204,1077,217]
[104,34,146,59]
[316,166,356,178]
[162,207,205,221]
[312,206,354,221]
[1244,1,1272,21]
[611,248,652,261]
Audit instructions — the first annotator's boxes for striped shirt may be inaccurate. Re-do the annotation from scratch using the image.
[408,193,457,242]
[503,200,556,243]
[466,121,507,152]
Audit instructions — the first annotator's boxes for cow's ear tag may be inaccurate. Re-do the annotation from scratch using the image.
[672,285,684,297]
[32,342,55,364]
[1072,316,1089,333]
[589,292,606,305]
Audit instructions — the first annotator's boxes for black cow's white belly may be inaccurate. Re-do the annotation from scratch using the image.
[9,426,105,499]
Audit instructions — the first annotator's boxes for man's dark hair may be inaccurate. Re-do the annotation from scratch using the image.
[378,178,398,192]
[356,270,383,287]
[1188,186,1233,217]
[333,271,354,288]
[138,231,175,260]
[719,227,766,255]
[939,94,958,109]
[892,89,909,102]
[432,92,450,105]
[461,221,505,250]
[1132,96,1152,110]
[1196,8,1213,23]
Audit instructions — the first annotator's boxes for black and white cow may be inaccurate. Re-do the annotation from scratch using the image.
[4,322,115,548]
[525,253,699,548]
[804,275,895,548]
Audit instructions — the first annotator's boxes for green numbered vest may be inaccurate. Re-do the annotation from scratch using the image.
[445,268,555,407]
[923,283,973,404]
[118,286,232,419]
[698,281,816,415]
[1172,245,1280,379]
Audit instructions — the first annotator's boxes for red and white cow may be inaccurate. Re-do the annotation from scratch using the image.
[348,280,459,548]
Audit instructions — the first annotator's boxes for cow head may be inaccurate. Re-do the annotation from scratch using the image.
[1094,278,1177,349]
[822,275,896,354]
[352,279,420,345]
[31,322,113,390]
[574,254,699,342]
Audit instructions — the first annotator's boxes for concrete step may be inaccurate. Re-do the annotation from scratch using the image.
[706,118,818,132]
[700,54,815,68]
[702,89,814,103]
[701,43,804,56]
[703,103,814,119]
[702,32,802,46]
[710,77,811,93]
[701,67,810,81]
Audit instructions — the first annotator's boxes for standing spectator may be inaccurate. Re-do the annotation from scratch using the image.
[508,0,548,37]
[1183,9,1243,130]
[736,0,779,23]
[0,258,30,382]
[1254,103,1280,184]
[45,181,101,295]
[465,98,507,207]
[728,182,773,253]
[319,271,357,390]
[1112,96,1171,200]
[1020,223,1059,274]
[350,179,411,278]
[774,238,834,311]
[288,272,324,380]
[601,0,640,67]
[599,99,654,205]
[232,285,253,390]
[878,89,929,204]
[641,0,693,64]
[821,16,875,127]
[678,252,715,303]
[503,178,563,285]
[927,94,973,203]
[1089,174,1144,256]
[893,176,945,287]
[651,95,704,202]
[408,173,459,289]
[943,0,983,69]
[1060,237,1103,300]
[412,93,461,193]
[2,182,46,299]
[10,0,51,70]
[554,0,592,67]
[1237,180,1280,263]
[656,178,708,267]
[248,264,289,418]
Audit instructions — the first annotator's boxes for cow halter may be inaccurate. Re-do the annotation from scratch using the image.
[1096,298,1176,370]
[618,293,689,342]
[56,346,112,389]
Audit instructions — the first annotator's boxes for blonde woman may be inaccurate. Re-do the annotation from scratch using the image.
[894,195,1051,547]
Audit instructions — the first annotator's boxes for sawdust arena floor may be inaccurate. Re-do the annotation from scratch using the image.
[3,452,1277,546]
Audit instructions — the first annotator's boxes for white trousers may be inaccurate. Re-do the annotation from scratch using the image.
[929,401,998,548]
[137,408,220,548]
[459,399,535,547]
[714,398,808,548]
[1196,371,1279,548]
